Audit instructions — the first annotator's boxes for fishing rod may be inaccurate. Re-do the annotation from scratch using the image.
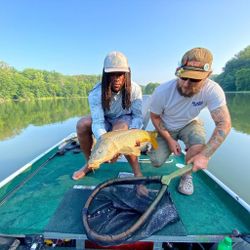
[0,138,78,207]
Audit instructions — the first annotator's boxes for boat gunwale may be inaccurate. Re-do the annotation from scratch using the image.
[43,232,244,244]
[178,151,250,213]
[203,169,250,212]
[0,133,77,189]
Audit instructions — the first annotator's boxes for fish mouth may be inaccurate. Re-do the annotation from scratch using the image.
[88,158,106,169]
[88,156,113,170]
[88,162,101,170]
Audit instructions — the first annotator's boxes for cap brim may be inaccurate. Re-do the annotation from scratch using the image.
[178,70,210,80]
[104,67,129,73]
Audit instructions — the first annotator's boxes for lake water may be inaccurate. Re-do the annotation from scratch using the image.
[0,93,250,205]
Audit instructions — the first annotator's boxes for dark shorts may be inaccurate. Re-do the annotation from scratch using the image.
[148,119,206,167]
[105,115,132,131]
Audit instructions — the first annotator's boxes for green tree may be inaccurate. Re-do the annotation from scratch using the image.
[143,82,160,94]
[215,45,250,91]
[235,68,250,91]
[0,60,100,101]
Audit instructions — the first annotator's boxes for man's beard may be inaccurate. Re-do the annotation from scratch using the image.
[177,84,194,97]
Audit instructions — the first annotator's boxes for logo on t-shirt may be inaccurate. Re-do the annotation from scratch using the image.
[192,101,203,106]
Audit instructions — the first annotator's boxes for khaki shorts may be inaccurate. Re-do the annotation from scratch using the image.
[148,119,206,167]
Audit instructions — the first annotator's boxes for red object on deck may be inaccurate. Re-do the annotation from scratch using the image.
[85,240,154,250]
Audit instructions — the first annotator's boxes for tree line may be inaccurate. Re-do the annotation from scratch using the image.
[213,45,250,91]
[0,60,159,102]
[0,45,249,102]
[0,62,100,102]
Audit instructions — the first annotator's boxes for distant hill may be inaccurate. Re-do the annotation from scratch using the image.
[0,60,160,102]
[0,61,100,102]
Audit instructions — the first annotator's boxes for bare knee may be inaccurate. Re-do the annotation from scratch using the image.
[112,121,129,131]
[151,158,166,168]
[76,116,92,135]
[148,148,169,168]
[152,163,162,168]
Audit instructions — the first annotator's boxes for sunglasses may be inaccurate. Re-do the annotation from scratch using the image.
[179,77,202,83]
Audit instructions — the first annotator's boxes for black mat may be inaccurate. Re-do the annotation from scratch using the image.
[45,187,187,237]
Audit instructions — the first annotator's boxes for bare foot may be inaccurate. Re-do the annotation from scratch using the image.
[72,164,91,180]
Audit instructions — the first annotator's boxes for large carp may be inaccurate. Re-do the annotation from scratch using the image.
[88,129,158,170]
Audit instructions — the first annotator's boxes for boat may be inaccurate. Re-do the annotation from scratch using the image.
[0,131,249,250]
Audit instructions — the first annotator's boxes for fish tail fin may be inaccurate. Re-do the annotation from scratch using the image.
[149,131,158,149]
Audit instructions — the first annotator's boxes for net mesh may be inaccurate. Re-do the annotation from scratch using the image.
[85,182,180,246]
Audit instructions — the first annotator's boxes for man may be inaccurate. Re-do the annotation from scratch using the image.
[148,47,231,195]
[73,51,143,180]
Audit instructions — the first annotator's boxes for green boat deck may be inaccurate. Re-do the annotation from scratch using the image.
[0,139,249,245]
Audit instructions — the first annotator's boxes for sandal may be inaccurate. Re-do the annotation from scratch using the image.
[178,174,194,195]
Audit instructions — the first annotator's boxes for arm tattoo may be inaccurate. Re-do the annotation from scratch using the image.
[202,105,231,158]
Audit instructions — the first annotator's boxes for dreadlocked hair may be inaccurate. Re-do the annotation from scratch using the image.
[101,69,131,111]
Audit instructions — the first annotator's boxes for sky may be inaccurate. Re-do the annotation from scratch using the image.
[0,0,250,85]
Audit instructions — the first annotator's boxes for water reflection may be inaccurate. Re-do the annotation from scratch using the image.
[0,98,89,140]
[1,93,249,141]
[226,93,250,135]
